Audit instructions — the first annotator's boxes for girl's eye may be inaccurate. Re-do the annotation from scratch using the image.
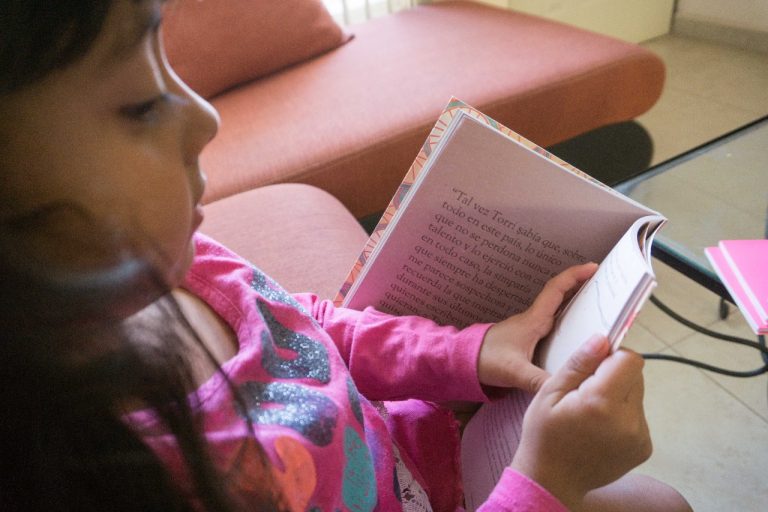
[120,93,171,122]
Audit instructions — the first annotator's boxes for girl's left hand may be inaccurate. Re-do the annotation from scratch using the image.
[477,262,597,394]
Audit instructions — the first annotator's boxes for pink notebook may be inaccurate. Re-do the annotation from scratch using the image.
[705,240,768,335]
[720,240,768,320]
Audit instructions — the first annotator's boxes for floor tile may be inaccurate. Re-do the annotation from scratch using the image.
[637,86,761,165]
[619,33,768,510]
[623,322,668,354]
[671,318,768,422]
[636,261,725,344]
[637,347,768,512]
[643,35,768,114]
[638,35,768,165]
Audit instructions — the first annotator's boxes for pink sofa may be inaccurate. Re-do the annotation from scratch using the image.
[163,0,665,297]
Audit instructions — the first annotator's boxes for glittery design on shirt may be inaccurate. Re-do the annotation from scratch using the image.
[347,377,364,427]
[256,298,331,383]
[342,426,377,512]
[250,268,303,311]
[237,381,338,447]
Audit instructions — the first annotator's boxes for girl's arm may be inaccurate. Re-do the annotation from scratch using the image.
[295,293,492,402]
[293,263,595,402]
[477,469,569,512]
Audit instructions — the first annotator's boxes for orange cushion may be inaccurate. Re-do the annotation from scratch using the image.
[162,0,351,98]
[199,184,368,298]
[199,1,664,218]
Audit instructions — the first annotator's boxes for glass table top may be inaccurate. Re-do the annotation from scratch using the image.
[615,116,768,297]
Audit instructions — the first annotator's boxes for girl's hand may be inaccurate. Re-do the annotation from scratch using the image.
[510,336,652,510]
[478,262,597,393]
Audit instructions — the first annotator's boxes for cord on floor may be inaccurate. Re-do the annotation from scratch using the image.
[641,295,768,378]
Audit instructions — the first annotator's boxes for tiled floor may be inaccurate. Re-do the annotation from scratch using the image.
[638,35,768,166]
[621,34,768,511]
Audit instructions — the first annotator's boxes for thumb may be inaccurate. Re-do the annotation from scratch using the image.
[516,364,550,394]
[543,335,610,397]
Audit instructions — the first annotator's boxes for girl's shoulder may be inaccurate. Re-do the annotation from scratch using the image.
[183,233,316,342]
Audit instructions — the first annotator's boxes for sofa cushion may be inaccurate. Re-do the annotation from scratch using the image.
[163,0,351,98]
[198,1,665,218]
[199,184,368,298]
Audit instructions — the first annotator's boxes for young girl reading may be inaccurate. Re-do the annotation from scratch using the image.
[0,1,691,511]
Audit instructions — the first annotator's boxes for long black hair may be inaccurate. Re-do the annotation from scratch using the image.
[0,2,281,510]
[1,0,111,94]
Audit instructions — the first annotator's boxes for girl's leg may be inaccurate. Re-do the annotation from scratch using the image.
[579,473,692,512]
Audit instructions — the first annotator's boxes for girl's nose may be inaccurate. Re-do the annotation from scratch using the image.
[160,28,219,162]
[183,85,220,162]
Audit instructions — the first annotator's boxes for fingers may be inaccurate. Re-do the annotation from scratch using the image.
[542,335,610,399]
[588,349,645,403]
[513,338,652,504]
[528,263,598,320]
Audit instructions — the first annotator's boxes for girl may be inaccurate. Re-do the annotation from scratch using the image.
[0,1,690,511]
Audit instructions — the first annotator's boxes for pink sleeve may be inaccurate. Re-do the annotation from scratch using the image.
[477,468,569,512]
[294,293,492,402]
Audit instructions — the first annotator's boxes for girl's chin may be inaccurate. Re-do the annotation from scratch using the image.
[170,239,196,285]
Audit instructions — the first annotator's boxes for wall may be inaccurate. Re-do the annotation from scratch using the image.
[467,0,675,43]
[674,0,768,53]
[676,0,768,33]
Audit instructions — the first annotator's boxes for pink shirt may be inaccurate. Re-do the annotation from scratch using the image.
[130,234,567,512]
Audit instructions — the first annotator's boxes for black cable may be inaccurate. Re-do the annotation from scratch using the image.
[641,294,768,378]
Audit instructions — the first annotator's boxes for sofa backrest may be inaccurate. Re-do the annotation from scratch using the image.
[162,0,351,98]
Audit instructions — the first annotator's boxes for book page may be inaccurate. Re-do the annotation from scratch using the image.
[536,217,657,374]
[344,112,654,327]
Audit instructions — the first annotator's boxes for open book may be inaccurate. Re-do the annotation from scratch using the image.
[335,99,665,508]
[336,99,664,363]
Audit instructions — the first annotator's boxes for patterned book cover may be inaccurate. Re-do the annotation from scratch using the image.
[333,98,607,306]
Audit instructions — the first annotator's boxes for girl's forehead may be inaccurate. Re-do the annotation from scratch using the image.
[91,0,163,67]
[107,0,163,59]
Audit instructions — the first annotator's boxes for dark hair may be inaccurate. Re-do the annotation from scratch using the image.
[0,2,281,510]
[0,0,112,94]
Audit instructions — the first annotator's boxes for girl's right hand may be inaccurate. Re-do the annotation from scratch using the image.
[509,336,652,510]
